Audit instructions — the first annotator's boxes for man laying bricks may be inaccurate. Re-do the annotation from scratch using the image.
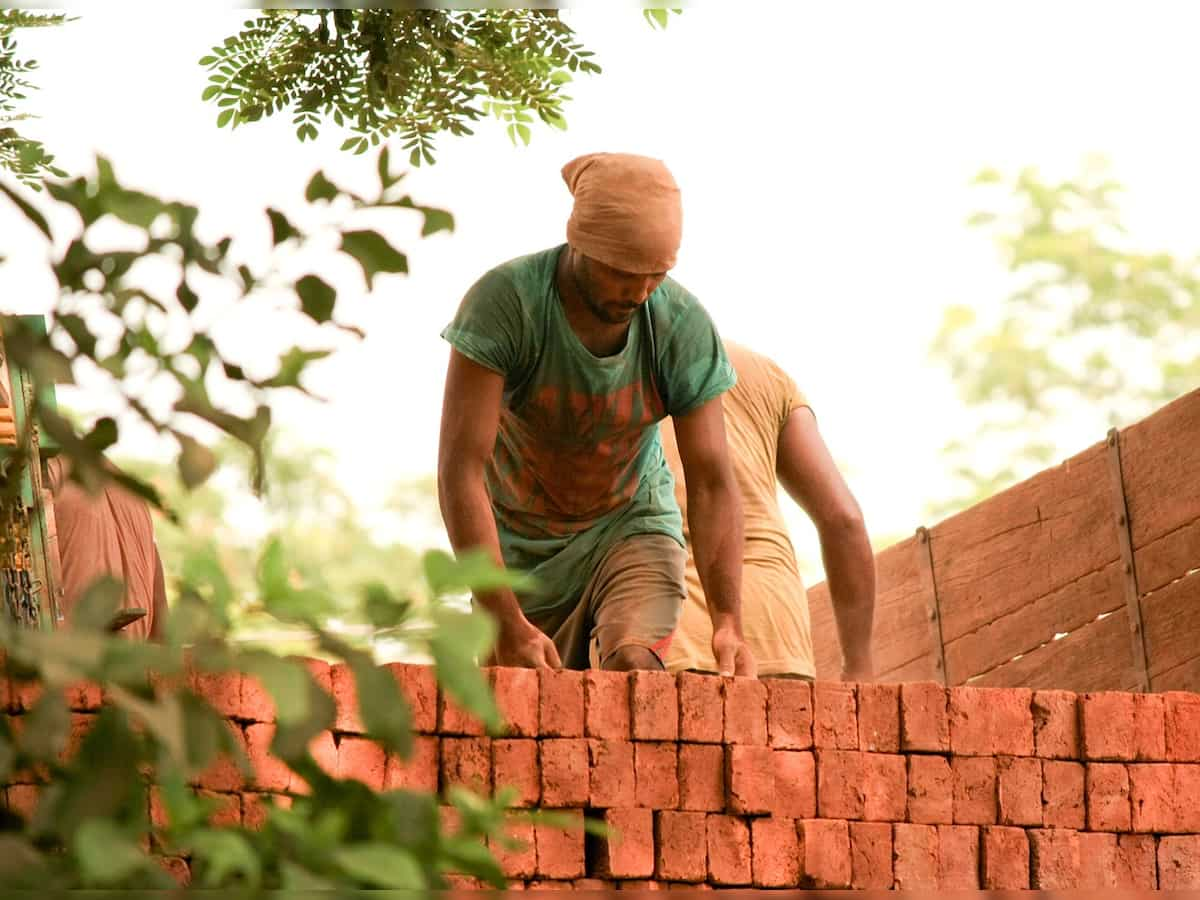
[438,152,752,675]
[662,341,876,680]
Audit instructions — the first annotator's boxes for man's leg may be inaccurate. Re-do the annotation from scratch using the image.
[588,533,686,672]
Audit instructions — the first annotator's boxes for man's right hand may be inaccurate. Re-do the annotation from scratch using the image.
[493,618,563,669]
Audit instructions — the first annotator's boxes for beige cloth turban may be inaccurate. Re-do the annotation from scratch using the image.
[562,152,682,274]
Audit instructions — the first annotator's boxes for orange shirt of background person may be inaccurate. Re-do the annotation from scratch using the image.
[45,456,167,641]
[661,341,876,680]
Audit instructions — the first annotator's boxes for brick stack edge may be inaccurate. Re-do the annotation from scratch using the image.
[3,654,1200,890]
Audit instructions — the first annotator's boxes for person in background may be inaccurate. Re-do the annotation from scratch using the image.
[45,454,167,641]
[661,341,875,680]
[437,152,752,675]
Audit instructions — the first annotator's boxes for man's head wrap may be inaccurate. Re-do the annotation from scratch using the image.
[562,152,682,274]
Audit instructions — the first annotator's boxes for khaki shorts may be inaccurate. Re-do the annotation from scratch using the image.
[527,532,686,670]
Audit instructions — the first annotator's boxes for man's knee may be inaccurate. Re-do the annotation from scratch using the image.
[602,644,664,672]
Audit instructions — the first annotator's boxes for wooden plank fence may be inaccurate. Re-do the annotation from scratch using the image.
[807,387,1200,692]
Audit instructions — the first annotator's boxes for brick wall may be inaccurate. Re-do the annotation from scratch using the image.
[5,661,1200,889]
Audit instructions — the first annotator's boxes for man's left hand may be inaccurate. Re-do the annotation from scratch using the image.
[712,624,757,678]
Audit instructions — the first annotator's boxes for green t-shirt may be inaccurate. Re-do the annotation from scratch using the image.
[441,245,735,618]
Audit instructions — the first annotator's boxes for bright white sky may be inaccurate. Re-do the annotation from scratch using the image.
[4,4,1200,582]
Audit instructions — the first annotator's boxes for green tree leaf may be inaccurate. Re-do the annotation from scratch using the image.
[333,844,425,889]
[305,170,338,203]
[74,819,148,886]
[340,229,408,288]
[295,274,336,323]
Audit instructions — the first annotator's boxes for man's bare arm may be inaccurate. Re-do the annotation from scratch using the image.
[776,407,876,680]
[673,396,754,677]
[437,349,561,668]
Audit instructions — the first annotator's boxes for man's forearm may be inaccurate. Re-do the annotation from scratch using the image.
[687,478,744,627]
[819,520,876,672]
[438,473,526,629]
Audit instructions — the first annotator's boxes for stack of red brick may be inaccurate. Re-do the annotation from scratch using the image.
[4,659,1200,889]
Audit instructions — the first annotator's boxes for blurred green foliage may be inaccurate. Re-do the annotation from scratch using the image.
[0,11,68,189]
[930,158,1200,517]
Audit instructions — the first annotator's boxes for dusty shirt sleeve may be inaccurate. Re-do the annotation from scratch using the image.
[657,296,736,417]
[440,268,531,380]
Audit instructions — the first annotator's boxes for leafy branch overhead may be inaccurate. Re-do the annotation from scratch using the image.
[0,147,450,501]
[0,10,69,188]
[201,10,600,164]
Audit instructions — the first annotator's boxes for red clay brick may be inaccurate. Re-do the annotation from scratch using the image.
[194,720,248,792]
[1174,762,1200,831]
[1032,689,1079,759]
[384,735,439,793]
[491,813,537,879]
[1029,828,1081,889]
[938,824,980,888]
[589,739,635,809]
[597,808,655,879]
[1128,762,1176,832]
[635,742,678,810]
[799,818,851,888]
[862,753,906,821]
[722,677,767,745]
[951,756,996,825]
[64,680,103,713]
[725,744,774,815]
[1133,692,1166,760]
[585,671,631,740]
[196,789,241,827]
[1080,832,1159,889]
[541,739,589,808]
[949,686,1033,757]
[336,735,387,789]
[857,683,900,752]
[906,754,951,824]
[1164,691,1200,762]
[892,822,937,889]
[813,682,857,749]
[1086,762,1130,831]
[849,821,892,889]
[387,662,438,733]
[677,743,723,812]
[900,682,949,752]
[1080,691,1136,760]
[1159,835,1200,889]
[616,880,665,890]
[329,663,362,734]
[1117,833,1159,888]
[655,810,707,883]
[524,880,568,890]
[631,670,678,742]
[539,669,584,738]
[677,672,722,743]
[441,736,492,795]
[439,686,486,737]
[244,722,290,792]
[191,669,243,719]
[767,678,812,750]
[493,739,540,807]
[1042,760,1084,829]
[571,879,608,890]
[816,749,864,819]
[242,792,289,830]
[773,749,816,818]
[981,825,1029,889]
[5,783,39,821]
[996,755,1041,826]
[750,816,801,887]
[535,809,585,880]
[492,667,539,738]
[705,814,751,885]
